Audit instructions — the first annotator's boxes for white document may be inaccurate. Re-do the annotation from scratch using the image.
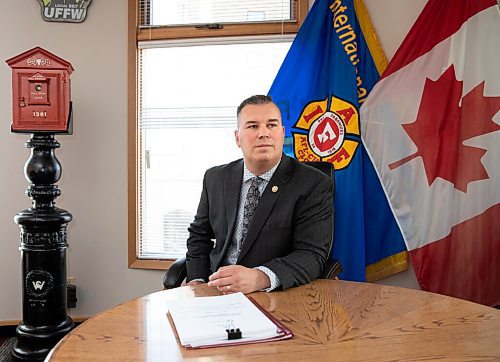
[166,292,281,348]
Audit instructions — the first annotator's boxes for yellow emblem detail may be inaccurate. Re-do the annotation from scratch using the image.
[292,96,360,170]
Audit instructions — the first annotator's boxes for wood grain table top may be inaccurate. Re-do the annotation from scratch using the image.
[46,280,500,361]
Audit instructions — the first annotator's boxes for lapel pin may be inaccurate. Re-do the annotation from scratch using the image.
[272,186,278,193]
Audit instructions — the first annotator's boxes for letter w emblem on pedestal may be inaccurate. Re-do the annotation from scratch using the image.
[33,281,46,290]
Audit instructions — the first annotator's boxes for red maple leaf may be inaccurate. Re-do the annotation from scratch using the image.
[389,65,500,192]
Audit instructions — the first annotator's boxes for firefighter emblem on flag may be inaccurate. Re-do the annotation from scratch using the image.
[37,0,92,23]
[293,96,360,169]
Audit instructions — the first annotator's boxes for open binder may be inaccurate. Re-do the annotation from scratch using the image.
[166,292,293,349]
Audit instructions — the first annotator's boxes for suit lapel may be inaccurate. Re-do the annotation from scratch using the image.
[223,160,243,253]
[237,156,293,262]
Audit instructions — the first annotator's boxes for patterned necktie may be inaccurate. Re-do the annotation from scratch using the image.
[241,177,262,243]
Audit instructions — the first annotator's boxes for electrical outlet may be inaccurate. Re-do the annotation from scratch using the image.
[67,276,75,284]
[67,284,77,309]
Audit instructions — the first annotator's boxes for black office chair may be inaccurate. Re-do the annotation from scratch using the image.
[163,161,342,289]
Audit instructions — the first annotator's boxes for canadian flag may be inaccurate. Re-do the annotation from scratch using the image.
[361,0,500,306]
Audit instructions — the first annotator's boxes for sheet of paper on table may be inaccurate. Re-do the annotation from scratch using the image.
[166,292,292,349]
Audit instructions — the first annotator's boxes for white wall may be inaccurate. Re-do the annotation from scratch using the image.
[0,0,426,321]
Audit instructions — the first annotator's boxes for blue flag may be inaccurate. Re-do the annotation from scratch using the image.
[269,0,407,281]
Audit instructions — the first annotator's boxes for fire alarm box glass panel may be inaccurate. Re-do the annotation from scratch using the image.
[28,74,50,106]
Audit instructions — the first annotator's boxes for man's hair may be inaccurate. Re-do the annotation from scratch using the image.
[236,95,277,118]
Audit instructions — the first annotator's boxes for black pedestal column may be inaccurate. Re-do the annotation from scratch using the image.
[12,133,74,361]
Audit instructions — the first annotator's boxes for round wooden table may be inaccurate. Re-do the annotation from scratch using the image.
[46,280,500,361]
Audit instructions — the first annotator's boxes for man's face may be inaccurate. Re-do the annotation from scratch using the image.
[235,103,285,174]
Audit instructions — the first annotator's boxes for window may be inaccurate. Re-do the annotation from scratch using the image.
[129,0,308,269]
[144,0,294,26]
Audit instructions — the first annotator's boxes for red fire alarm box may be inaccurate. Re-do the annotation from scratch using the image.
[6,47,74,134]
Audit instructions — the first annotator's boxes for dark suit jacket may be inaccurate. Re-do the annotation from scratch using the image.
[186,155,334,290]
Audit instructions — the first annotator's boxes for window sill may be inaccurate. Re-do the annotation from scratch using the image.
[129,258,174,270]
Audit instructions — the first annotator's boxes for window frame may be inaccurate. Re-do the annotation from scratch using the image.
[127,0,309,270]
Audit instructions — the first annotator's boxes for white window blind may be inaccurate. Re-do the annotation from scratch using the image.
[140,0,296,27]
[137,36,293,259]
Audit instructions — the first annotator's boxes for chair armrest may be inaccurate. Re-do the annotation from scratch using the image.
[319,259,342,280]
[163,256,187,289]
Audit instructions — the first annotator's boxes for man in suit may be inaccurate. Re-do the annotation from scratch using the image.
[186,95,334,294]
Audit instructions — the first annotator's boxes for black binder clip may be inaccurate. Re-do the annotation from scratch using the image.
[226,328,242,340]
[225,320,242,340]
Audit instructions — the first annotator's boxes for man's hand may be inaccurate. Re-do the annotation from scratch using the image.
[207,265,270,294]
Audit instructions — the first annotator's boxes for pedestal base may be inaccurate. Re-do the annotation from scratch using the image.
[11,317,74,361]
